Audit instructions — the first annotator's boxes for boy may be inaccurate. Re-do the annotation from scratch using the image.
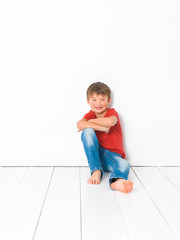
[77,82,133,193]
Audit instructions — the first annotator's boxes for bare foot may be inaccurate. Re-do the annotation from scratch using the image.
[87,170,101,185]
[110,178,133,193]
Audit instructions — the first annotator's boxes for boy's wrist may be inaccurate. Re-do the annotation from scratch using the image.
[78,122,110,133]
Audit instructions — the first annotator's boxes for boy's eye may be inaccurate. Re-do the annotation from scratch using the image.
[101,99,105,101]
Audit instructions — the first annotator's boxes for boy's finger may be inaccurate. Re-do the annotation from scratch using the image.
[77,129,82,132]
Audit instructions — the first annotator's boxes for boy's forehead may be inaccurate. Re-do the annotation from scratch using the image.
[90,93,107,99]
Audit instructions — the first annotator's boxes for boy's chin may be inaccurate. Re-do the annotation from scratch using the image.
[94,108,107,114]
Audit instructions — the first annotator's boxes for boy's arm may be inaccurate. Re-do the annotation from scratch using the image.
[77,118,110,133]
[88,116,118,127]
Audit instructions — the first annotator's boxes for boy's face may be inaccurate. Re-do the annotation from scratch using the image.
[87,93,111,116]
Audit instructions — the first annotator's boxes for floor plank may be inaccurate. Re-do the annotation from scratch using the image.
[114,168,173,240]
[0,167,53,240]
[0,167,28,213]
[81,167,129,240]
[133,167,180,240]
[34,167,81,240]
[158,167,180,191]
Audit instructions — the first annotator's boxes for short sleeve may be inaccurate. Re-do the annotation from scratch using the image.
[107,108,119,117]
[83,110,95,120]
[107,108,119,124]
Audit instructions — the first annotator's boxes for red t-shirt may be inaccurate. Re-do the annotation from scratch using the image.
[83,108,126,159]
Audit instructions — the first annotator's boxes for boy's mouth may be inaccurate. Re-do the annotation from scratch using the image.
[95,107,103,110]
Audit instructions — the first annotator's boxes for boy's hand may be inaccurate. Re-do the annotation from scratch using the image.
[77,129,83,132]
[104,127,111,134]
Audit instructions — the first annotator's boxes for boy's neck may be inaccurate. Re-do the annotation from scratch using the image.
[94,108,108,118]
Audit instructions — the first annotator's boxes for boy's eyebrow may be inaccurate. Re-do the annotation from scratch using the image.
[91,96,106,99]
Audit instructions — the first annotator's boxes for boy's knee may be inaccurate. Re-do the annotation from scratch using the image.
[81,128,95,136]
[81,128,95,140]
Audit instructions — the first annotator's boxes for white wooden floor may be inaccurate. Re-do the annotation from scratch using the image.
[0,167,180,240]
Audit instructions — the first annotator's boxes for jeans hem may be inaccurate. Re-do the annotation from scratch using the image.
[109,177,123,185]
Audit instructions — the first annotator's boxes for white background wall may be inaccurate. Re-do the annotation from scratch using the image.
[0,0,180,166]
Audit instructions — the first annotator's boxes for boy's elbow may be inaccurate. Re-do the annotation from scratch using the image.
[109,116,118,127]
[77,119,87,129]
[77,121,81,129]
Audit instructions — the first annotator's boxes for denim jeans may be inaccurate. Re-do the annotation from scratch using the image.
[81,128,130,189]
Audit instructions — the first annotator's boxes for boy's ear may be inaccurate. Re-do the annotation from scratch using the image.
[108,98,111,104]
[87,99,90,104]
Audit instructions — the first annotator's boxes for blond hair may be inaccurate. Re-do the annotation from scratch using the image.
[86,82,111,100]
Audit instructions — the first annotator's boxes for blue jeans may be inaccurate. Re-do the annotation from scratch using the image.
[81,128,130,189]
